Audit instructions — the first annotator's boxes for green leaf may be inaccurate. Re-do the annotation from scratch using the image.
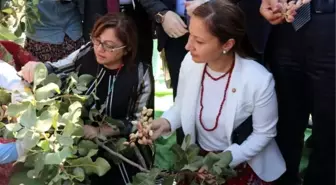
[162,176,175,185]
[44,147,73,165]
[62,102,83,136]
[181,134,191,151]
[116,138,127,152]
[148,168,161,180]
[33,63,48,90]
[36,98,55,110]
[63,121,83,137]
[32,0,40,5]
[0,122,5,129]
[36,108,58,132]
[171,144,188,170]
[89,109,99,121]
[67,101,82,122]
[5,123,21,132]
[0,25,17,40]
[32,153,45,178]
[22,131,40,150]
[27,170,38,179]
[87,149,98,157]
[15,128,28,139]
[203,152,221,169]
[92,157,111,176]
[104,117,125,129]
[181,157,203,172]
[66,94,89,104]
[56,135,74,146]
[7,101,30,117]
[71,88,82,94]
[19,104,37,128]
[78,140,98,156]
[78,74,94,86]
[37,140,50,151]
[75,85,88,92]
[0,89,11,105]
[185,144,200,163]
[42,74,62,87]
[211,151,233,175]
[73,167,85,182]
[14,21,25,37]
[213,152,232,169]
[2,8,14,14]
[68,153,111,177]
[131,168,160,185]
[35,83,60,101]
[65,73,79,93]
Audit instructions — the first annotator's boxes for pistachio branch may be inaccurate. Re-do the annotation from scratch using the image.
[95,138,150,173]
[134,145,148,170]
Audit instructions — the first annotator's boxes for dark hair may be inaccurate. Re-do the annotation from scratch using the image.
[193,0,248,57]
[91,13,138,67]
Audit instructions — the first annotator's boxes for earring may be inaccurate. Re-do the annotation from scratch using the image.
[223,50,227,54]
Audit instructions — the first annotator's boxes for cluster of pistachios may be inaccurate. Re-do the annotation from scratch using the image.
[280,0,311,22]
[124,107,154,147]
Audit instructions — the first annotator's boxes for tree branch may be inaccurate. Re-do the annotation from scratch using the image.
[134,146,148,170]
[95,138,150,173]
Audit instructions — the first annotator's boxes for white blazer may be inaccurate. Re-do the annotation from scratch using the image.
[162,53,286,182]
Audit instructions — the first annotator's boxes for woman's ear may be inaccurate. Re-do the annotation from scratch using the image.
[221,39,235,53]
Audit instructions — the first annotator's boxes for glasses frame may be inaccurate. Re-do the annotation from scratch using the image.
[91,37,126,52]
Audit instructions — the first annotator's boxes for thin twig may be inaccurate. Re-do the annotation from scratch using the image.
[134,146,148,170]
[95,138,150,173]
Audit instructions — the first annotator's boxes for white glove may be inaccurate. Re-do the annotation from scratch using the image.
[162,11,188,38]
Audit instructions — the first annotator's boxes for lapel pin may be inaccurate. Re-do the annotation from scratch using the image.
[232,88,236,93]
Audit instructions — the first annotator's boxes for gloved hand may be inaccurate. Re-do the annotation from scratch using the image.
[162,11,188,38]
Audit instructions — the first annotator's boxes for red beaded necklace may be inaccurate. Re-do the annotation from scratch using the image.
[199,61,235,132]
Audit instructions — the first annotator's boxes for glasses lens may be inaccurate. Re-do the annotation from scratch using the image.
[91,37,99,45]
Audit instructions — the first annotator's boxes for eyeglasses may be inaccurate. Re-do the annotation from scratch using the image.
[91,37,126,52]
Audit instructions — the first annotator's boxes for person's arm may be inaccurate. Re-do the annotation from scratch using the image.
[225,73,278,168]
[0,142,18,164]
[120,63,154,136]
[45,43,91,75]
[137,0,169,19]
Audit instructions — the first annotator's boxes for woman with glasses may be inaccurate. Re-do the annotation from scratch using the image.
[19,13,154,185]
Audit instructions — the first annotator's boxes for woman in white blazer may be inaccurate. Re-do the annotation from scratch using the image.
[150,1,286,184]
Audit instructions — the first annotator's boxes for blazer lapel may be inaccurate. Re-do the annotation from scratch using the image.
[223,54,243,143]
[181,62,204,144]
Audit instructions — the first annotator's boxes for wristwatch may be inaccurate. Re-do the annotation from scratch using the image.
[155,10,168,24]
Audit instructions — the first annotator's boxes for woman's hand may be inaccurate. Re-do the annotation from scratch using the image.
[83,125,99,139]
[150,118,171,140]
[260,0,311,25]
[197,166,216,185]
[18,61,40,83]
